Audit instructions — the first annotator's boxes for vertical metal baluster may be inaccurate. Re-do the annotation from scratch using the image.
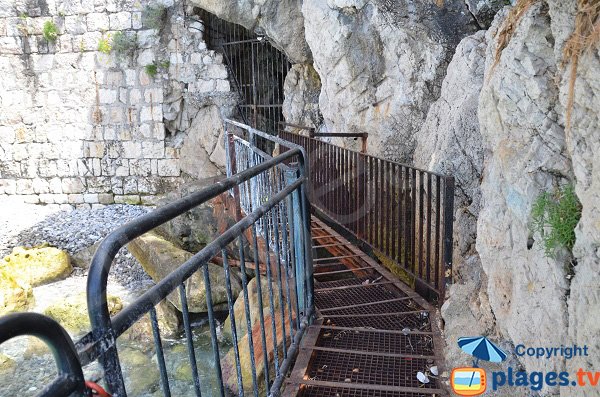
[418,171,425,280]
[434,175,441,292]
[150,307,171,397]
[285,168,303,320]
[179,286,202,397]
[442,177,455,299]
[411,168,417,274]
[271,208,288,358]
[279,192,296,338]
[262,215,281,375]
[251,224,271,388]
[203,265,226,397]
[237,235,259,397]
[221,250,245,396]
[426,173,432,285]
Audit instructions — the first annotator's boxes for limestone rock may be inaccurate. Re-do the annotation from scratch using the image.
[465,0,506,28]
[222,276,281,343]
[301,0,478,162]
[189,0,311,63]
[475,1,580,385]
[127,232,242,313]
[221,313,292,395]
[122,300,181,346]
[414,30,487,261]
[2,245,72,287]
[179,105,227,179]
[155,178,252,262]
[71,241,101,269]
[0,354,16,377]
[0,269,34,315]
[282,63,322,131]
[556,1,600,387]
[43,293,123,336]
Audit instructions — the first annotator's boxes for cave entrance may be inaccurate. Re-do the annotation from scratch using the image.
[200,10,291,136]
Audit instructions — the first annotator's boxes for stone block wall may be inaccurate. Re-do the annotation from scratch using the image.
[0,0,234,208]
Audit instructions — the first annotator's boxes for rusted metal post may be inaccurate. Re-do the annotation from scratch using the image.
[361,133,367,154]
[442,176,455,299]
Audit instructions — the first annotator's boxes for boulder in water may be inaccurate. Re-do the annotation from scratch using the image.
[0,269,34,315]
[2,244,72,287]
[43,293,122,336]
[127,232,242,313]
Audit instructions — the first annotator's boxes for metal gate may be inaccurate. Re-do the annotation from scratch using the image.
[201,11,291,135]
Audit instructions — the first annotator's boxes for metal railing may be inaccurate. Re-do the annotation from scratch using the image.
[0,145,314,397]
[224,119,310,310]
[279,130,454,302]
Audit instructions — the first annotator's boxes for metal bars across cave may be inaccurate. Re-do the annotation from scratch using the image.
[201,10,291,136]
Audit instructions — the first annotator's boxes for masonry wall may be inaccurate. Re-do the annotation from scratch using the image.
[0,0,233,207]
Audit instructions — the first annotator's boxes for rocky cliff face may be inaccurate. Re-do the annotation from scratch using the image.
[302,0,479,162]
[188,1,599,392]
[2,0,598,393]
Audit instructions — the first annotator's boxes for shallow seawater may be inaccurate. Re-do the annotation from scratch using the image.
[0,320,232,397]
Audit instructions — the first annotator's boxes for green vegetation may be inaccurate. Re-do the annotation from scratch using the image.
[531,184,582,258]
[145,59,170,78]
[42,20,59,42]
[142,5,167,30]
[97,35,112,54]
[144,63,158,77]
[17,12,30,36]
[111,31,138,60]
[158,59,170,69]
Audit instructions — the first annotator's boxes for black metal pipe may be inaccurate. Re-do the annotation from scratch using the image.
[87,149,305,393]
[0,312,88,397]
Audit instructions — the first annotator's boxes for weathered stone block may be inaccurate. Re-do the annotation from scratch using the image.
[140,106,162,122]
[0,37,22,54]
[157,159,180,177]
[114,194,141,204]
[83,193,99,203]
[64,15,87,34]
[0,180,17,195]
[33,177,53,195]
[143,88,162,103]
[215,79,230,92]
[23,195,40,204]
[98,88,117,104]
[53,194,69,204]
[68,194,85,204]
[80,31,102,51]
[122,141,142,158]
[62,178,86,194]
[109,12,131,30]
[137,30,156,48]
[87,176,111,192]
[141,141,164,158]
[86,13,110,31]
[49,177,63,193]
[39,194,55,204]
[205,64,228,79]
[131,12,142,29]
[15,179,33,194]
[98,193,114,204]
[122,177,137,194]
[129,159,151,176]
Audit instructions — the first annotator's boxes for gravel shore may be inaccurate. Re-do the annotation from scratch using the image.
[0,197,153,291]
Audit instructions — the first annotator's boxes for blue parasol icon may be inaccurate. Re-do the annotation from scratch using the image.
[458,336,508,367]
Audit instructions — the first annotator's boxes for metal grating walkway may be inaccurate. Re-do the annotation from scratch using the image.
[284,217,447,397]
